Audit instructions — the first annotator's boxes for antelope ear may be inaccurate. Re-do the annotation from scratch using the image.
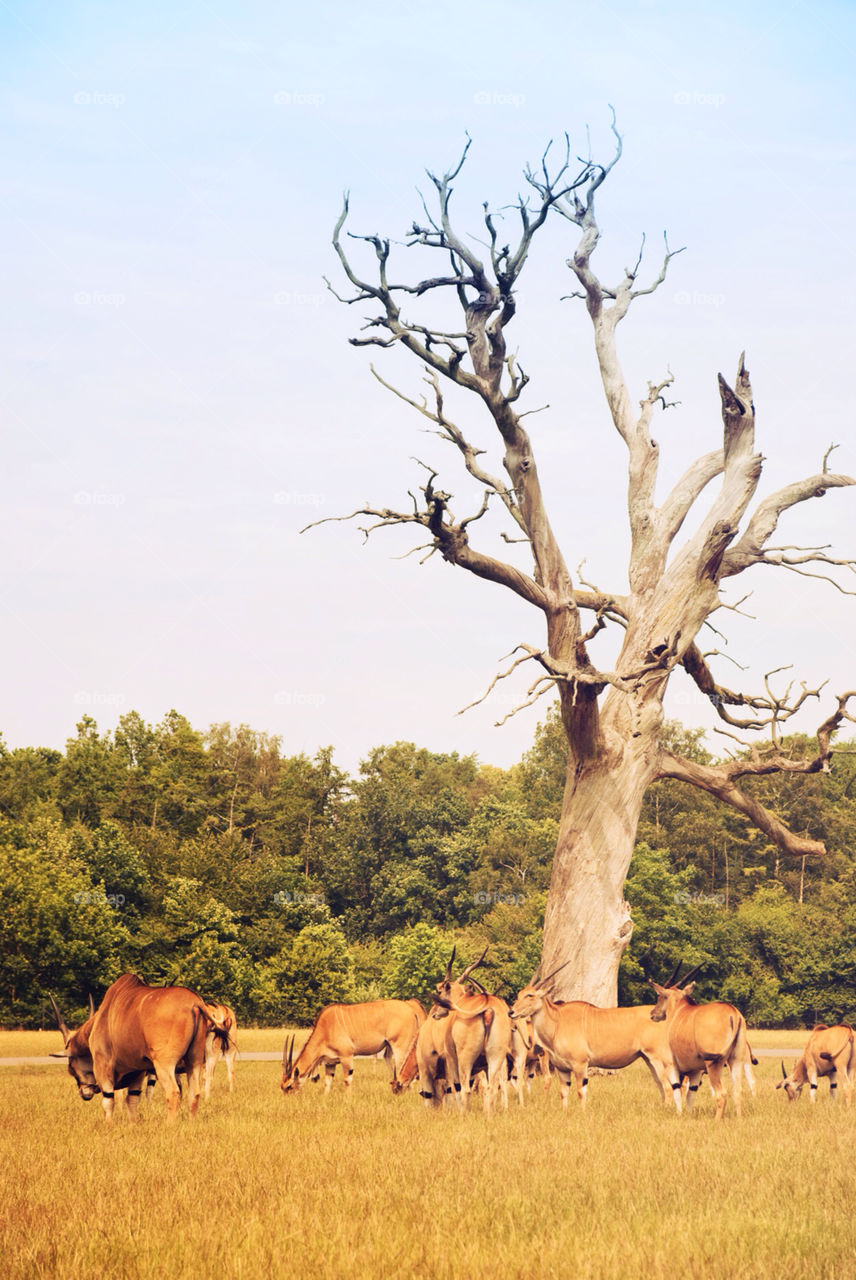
[49,1049,71,1058]
[682,981,696,995]
[649,981,667,995]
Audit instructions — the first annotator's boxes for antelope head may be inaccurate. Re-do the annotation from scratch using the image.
[434,946,488,1009]
[776,1058,805,1101]
[48,993,100,1101]
[510,961,570,1020]
[280,1035,301,1094]
[649,963,703,1021]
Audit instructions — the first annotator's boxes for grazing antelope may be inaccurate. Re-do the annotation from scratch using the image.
[777,1025,855,1104]
[649,969,752,1119]
[144,1003,238,1102]
[511,965,682,1110]
[201,1002,238,1098]
[430,948,511,1115]
[281,998,424,1094]
[50,975,230,1121]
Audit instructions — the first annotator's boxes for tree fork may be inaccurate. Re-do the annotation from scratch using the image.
[321,122,855,1005]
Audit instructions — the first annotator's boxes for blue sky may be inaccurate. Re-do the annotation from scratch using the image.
[1,0,855,770]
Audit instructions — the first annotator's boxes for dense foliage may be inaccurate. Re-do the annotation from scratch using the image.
[2,708,855,1028]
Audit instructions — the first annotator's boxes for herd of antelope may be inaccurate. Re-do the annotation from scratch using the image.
[279,948,855,1119]
[50,952,855,1121]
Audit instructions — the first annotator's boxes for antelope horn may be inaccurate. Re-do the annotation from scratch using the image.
[444,946,457,983]
[537,959,571,991]
[781,1060,787,1079]
[664,960,683,987]
[282,1034,294,1073]
[456,946,488,983]
[48,992,71,1044]
[467,976,489,996]
[678,963,704,988]
[88,993,96,1019]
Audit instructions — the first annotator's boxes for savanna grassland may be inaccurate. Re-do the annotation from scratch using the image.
[2,1029,854,1280]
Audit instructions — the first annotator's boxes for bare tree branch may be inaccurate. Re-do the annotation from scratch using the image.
[656,692,856,857]
[369,365,527,533]
[722,456,856,578]
[681,644,831,736]
[300,476,550,612]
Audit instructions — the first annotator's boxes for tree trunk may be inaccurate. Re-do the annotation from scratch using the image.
[540,729,655,1006]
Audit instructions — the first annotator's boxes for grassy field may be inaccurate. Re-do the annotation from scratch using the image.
[3,1029,853,1280]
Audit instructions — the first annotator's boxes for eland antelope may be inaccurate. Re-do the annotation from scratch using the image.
[281,998,424,1094]
[777,1025,855,1104]
[511,964,683,1110]
[50,975,230,1121]
[145,1000,241,1102]
[429,948,511,1115]
[649,969,752,1119]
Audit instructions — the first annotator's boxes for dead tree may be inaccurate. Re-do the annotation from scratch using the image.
[310,118,856,1003]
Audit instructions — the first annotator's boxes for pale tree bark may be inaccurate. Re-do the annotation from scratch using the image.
[313,117,856,1004]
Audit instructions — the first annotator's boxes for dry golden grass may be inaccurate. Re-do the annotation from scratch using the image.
[3,1031,854,1279]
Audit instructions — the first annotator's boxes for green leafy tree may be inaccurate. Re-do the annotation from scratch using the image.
[321,742,483,937]
[56,717,123,826]
[275,922,356,1024]
[381,923,453,1000]
[79,820,150,917]
[0,744,63,821]
[457,892,547,996]
[0,820,129,1025]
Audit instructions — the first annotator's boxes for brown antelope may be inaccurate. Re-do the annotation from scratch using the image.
[415,1000,457,1105]
[430,948,511,1115]
[50,975,230,1121]
[511,964,683,1110]
[777,1025,855,1104]
[649,971,752,1119]
[281,998,424,1094]
[201,1002,238,1097]
[508,1013,550,1103]
[689,1035,758,1101]
[144,1002,239,1102]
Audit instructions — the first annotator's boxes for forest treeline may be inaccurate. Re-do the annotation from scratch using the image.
[2,708,856,1029]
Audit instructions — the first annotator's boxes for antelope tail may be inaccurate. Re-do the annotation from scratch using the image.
[200,1005,231,1053]
[819,1028,855,1063]
[703,1013,744,1064]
